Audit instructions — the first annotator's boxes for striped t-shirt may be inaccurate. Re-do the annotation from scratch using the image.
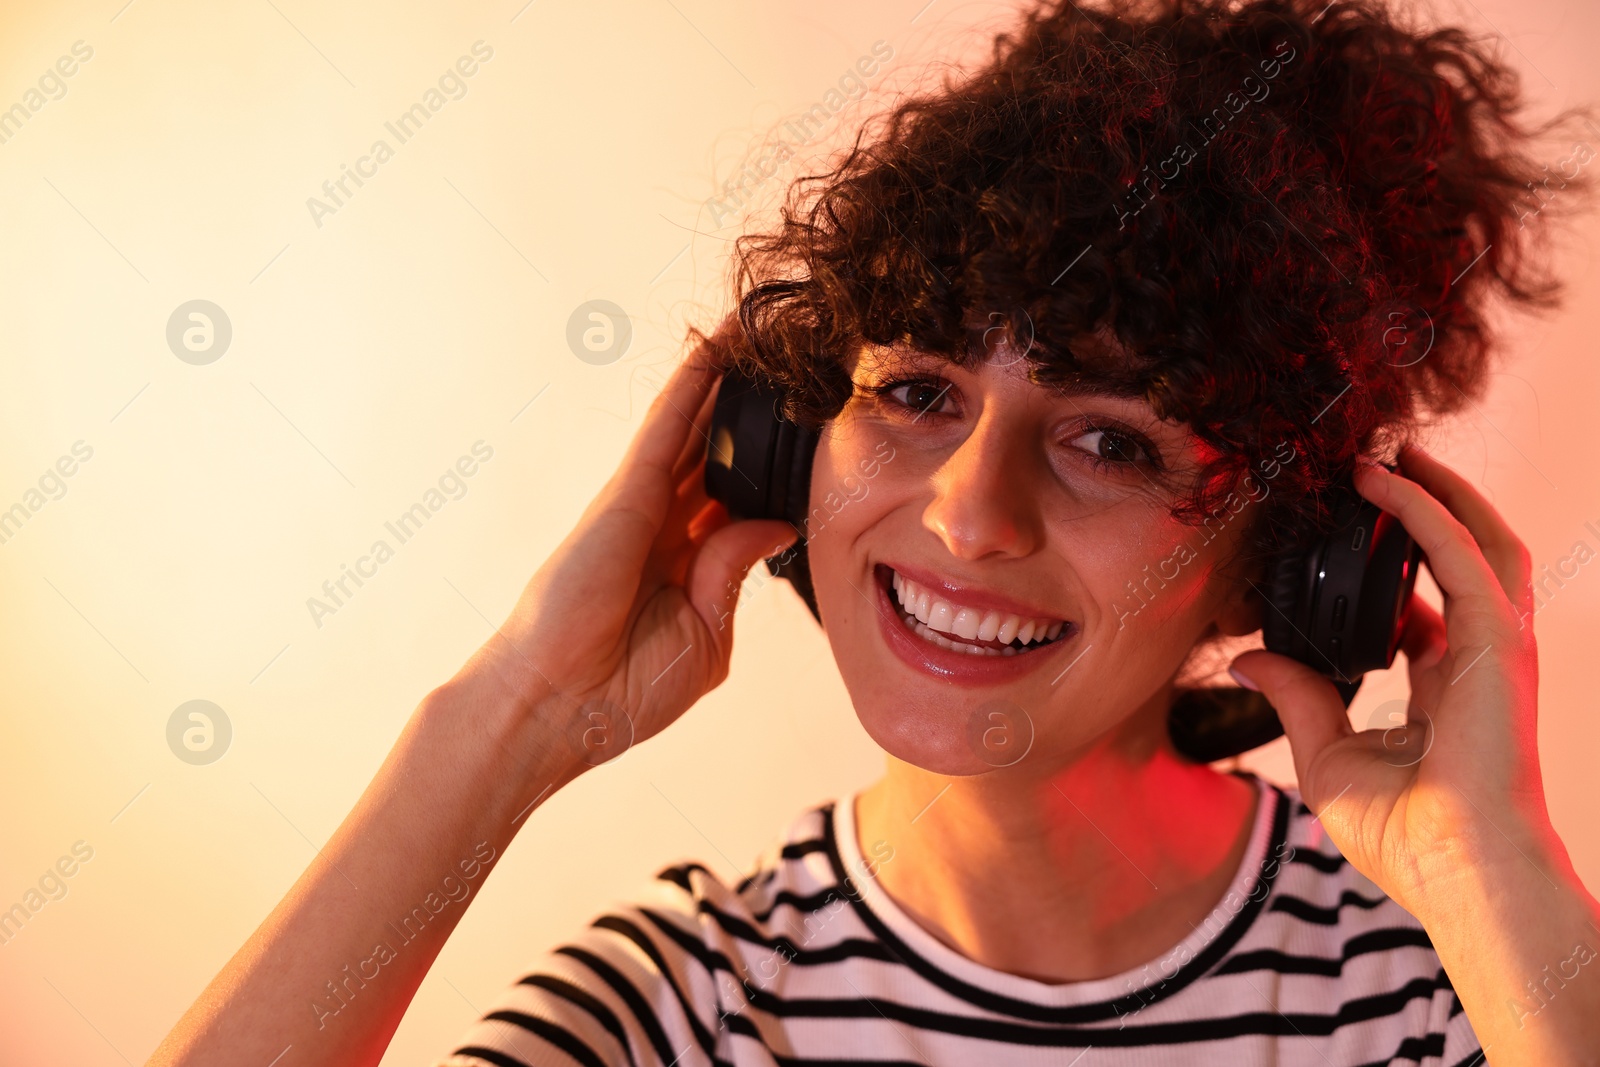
[437,771,1483,1065]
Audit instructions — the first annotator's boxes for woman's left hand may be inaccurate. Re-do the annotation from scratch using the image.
[1228,443,1554,914]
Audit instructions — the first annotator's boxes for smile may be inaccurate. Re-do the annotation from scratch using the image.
[871,563,1076,685]
[888,568,1067,656]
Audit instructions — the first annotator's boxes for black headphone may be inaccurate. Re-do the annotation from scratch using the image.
[703,366,1423,762]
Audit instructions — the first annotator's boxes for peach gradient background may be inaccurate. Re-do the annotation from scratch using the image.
[0,0,1594,1063]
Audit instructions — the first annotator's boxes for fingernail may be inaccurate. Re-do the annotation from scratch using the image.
[1228,666,1260,691]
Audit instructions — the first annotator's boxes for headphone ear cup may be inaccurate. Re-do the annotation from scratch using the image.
[1260,544,1313,661]
[703,367,823,623]
[768,539,821,621]
[764,417,821,622]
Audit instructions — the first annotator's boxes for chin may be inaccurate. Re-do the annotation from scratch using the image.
[816,561,1067,776]
[851,695,1008,776]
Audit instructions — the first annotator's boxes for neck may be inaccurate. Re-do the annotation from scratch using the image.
[853,737,1260,984]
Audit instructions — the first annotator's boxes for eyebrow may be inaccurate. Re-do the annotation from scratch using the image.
[854,343,1156,407]
[1033,377,1150,403]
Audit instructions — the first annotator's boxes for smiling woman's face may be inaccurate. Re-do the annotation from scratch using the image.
[805,334,1262,776]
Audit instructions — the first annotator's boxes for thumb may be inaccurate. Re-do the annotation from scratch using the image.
[685,519,802,646]
[1228,649,1354,785]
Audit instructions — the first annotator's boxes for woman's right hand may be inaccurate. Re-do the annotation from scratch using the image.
[448,314,802,770]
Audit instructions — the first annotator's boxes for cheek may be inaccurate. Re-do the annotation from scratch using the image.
[1079,512,1228,647]
[805,431,992,768]
[804,426,896,616]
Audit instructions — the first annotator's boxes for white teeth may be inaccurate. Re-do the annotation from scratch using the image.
[951,608,983,640]
[887,569,1066,649]
[977,611,1001,641]
[902,612,1019,656]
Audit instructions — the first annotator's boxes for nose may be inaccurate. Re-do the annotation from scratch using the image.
[921,406,1044,562]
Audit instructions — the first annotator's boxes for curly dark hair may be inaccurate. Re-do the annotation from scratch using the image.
[714,0,1590,571]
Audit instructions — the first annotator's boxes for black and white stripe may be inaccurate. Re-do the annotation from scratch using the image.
[436,772,1483,1066]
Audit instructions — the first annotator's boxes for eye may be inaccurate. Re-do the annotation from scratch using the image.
[1068,425,1158,470]
[862,376,957,419]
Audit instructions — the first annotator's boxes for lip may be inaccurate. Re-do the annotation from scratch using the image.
[882,559,1065,623]
[872,563,1075,687]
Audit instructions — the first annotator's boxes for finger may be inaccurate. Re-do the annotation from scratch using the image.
[1396,445,1533,616]
[670,371,721,487]
[574,342,731,587]
[1399,594,1448,672]
[617,319,734,483]
[665,314,746,483]
[1399,595,1447,723]
[654,462,722,566]
[1229,649,1353,786]
[686,497,730,548]
[1353,461,1515,629]
[685,519,802,657]
[657,496,730,587]
[674,448,713,512]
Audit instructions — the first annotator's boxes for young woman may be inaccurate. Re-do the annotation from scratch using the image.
[150,0,1599,1063]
